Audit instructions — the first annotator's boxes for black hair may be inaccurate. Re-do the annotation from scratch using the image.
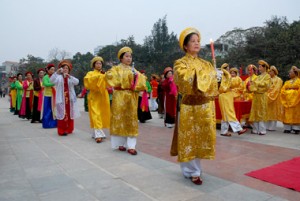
[164,70,173,78]
[119,52,126,60]
[93,60,104,68]
[183,33,198,52]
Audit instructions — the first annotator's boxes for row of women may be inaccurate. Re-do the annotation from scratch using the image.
[9,60,80,136]
[218,60,300,136]
[82,27,218,185]
[10,26,299,187]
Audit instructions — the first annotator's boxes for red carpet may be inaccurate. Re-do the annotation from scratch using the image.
[245,157,300,192]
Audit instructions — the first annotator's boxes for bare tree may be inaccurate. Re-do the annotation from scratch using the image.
[48,48,71,61]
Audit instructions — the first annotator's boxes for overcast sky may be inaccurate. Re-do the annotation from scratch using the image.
[0,0,299,64]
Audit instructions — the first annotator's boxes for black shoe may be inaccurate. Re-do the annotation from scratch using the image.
[283,130,291,133]
[293,130,300,134]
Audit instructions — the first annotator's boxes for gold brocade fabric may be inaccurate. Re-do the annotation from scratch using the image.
[280,77,300,124]
[243,75,257,100]
[11,89,17,108]
[25,81,34,97]
[249,72,271,122]
[174,53,218,162]
[267,76,283,121]
[84,70,110,129]
[105,63,147,137]
[219,70,238,122]
[230,76,243,99]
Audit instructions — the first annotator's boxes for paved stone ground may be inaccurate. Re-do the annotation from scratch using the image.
[0,97,299,201]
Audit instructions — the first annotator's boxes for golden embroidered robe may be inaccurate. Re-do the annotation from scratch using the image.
[219,70,238,122]
[243,75,257,100]
[105,63,147,137]
[280,77,300,124]
[84,70,110,129]
[230,76,243,100]
[174,54,218,162]
[248,72,271,122]
[267,76,283,121]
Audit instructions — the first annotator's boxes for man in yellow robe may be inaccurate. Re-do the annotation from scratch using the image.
[173,27,218,185]
[266,66,283,131]
[248,60,271,135]
[280,66,300,134]
[218,64,247,136]
[84,56,110,143]
[105,47,147,155]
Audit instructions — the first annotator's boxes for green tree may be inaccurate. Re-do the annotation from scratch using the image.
[18,54,45,78]
[71,52,94,92]
[143,15,180,75]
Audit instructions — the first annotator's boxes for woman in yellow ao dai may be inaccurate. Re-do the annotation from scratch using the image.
[84,56,110,143]
[229,67,243,100]
[173,27,218,185]
[248,60,271,135]
[280,66,300,134]
[105,47,147,155]
[243,64,258,101]
[266,66,283,131]
[218,64,247,136]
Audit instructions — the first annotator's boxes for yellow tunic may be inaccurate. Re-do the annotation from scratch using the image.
[219,70,238,122]
[84,70,110,129]
[248,72,271,122]
[174,53,218,162]
[243,75,257,100]
[105,63,147,137]
[280,77,300,124]
[267,76,283,121]
[10,82,17,108]
[230,76,243,100]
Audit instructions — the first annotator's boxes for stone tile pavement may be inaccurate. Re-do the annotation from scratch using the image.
[0,97,299,201]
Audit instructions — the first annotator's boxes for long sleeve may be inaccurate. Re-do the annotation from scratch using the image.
[249,73,271,93]
[174,54,218,98]
[69,75,79,86]
[280,78,300,108]
[10,82,16,89]
[43,75,55,87]
[219,69,231,94]
[146,81,152,93]
[84,71,106,92]
[33,79,42,91]
[105,64,146,91]
[267,76,283,102]
[15,81,23,90]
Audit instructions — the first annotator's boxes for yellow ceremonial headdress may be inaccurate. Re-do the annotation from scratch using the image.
[117,46,132,60]
[90,56,104,68]
[291,66,300,77]
[269,65,278,75]
[258,60,270,70]
[220,63,229,70]
[179,27,201,51]
[247,64,257,71]
[229,67,239,74]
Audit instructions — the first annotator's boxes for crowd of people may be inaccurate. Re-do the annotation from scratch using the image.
[6,27,300,186]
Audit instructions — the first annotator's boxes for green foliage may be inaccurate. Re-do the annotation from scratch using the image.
[18,55,45,78]
[71,52,94,93]
[223,16,300,81]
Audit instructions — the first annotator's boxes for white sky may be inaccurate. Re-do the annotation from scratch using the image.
[0,0,299,63]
